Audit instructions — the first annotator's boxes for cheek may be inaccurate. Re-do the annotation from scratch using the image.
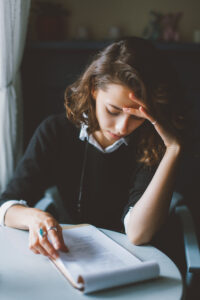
[96,107,111,128]
[96,107,114,128]
[101,116,114,129]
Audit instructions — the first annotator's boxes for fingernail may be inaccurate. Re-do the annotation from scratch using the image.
[53,253,59,259]
[54,243,60,250]
[129,92,135,98]
[123,108,130,112]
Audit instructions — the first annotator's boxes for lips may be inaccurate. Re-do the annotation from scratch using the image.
[107,131,123,139]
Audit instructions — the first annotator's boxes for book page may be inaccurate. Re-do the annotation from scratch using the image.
[56,225,159,293]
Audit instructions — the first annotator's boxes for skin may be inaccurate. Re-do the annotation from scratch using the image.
[92,84,145,148]
[4,83,181,257]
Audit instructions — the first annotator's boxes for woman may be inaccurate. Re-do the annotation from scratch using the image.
[0,37,185,260]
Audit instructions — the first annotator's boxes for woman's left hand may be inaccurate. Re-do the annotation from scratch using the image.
[123,92,181,149]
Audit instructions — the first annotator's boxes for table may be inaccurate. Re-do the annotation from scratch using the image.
[0,225,183,300]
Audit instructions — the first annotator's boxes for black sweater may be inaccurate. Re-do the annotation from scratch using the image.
[0,114,157,231]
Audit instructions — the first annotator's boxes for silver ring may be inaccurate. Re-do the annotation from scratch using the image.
[151,121,157,125]
[47,226,58,232]
[39,228,47,238]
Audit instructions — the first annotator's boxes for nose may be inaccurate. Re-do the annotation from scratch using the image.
[115,115,129,135]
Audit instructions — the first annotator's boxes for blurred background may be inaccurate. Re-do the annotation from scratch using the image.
[28,0,200,42]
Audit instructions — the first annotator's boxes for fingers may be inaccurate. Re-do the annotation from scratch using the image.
[57,227,69,252]
[39,230,60,259]
[128,93,179,146]
[138,106,157,125]
[29,227,58,259]
[123,107,142,117]
[46,224,68,252]
[128,92,147,109]
[35,244,50,257]
[29,220,68,259]
[124,93,157,125]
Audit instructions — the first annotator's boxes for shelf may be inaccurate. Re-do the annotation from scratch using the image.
[26,40,200,52]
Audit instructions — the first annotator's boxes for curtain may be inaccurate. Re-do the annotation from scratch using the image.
[0,0,31,193]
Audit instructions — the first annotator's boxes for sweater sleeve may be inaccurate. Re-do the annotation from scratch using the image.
[122,163,157,224]
[0,115,63,207]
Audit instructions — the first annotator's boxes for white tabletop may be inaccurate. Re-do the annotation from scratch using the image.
[0,226,183,300]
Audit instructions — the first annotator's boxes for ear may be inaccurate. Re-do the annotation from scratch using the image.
[91,88,97,100]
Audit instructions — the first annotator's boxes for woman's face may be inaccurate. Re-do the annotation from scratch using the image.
[93,83,145,148]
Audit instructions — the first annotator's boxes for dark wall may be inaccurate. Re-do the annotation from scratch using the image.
[22,41,106,148]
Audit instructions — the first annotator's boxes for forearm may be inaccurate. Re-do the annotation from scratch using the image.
[126,145,181,245]
[4,205,43,230]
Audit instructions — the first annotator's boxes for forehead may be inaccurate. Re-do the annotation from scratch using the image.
[103,84,140,109]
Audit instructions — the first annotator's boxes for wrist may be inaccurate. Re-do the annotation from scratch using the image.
[24,207,50,229]
[166,143,182,155]
[23,207,39,229]
[4,205,31,229]
[4,205,45,230]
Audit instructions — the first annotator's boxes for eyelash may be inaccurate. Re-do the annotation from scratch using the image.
[106,108,143,120]
[106,108,119,116]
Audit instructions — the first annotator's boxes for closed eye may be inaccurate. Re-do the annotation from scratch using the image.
[106,108,119,116]
[106,107,144,120]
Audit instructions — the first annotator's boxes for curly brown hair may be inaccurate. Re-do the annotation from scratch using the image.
[64,37,186,166]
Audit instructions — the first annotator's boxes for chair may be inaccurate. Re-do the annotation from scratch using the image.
[34,186,73,223]
[175,202,200,299]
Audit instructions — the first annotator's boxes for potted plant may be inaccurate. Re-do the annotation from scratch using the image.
[33,1,70,41]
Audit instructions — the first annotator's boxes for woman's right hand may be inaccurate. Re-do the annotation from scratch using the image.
[4,205,68,259]
[27,208,68,259]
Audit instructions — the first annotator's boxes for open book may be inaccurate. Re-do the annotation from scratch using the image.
[51,224,160,294]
